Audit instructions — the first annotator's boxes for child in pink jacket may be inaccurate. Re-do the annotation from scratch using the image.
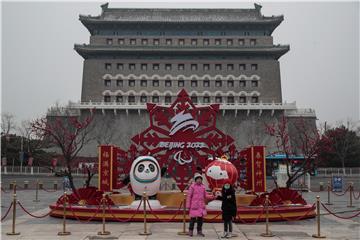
[186,173,207,237]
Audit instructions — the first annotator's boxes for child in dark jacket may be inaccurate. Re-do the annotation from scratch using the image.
[218,181,237,238]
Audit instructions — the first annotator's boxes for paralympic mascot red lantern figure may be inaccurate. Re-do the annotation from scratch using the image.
[205,155,238,196]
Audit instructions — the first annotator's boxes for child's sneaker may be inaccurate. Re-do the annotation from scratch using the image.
[188,230,193,237]
[221,232,228,238]
[226,232,233,238]
[197,231,205,237]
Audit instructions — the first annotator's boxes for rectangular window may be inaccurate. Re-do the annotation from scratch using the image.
[165,96,172,104]
[215,64,222,71]
[227,64,234,71]
[251,64,258,70]
[141,80,147,87]
[178,80,184,87]
[141,64,147,70]
[153,64,159,70]
[153,39,159,45]
[117,63,123,70]
[203,96,210,103]
[215,39,221,45]
[238,39,245,46]
[191,80,198,87]
[227,39,233,46]
[129,63,136,70]
[239,96,246,103]
[104,95,111,102]
[215,80,222,87]
[191,64,198,71]
[215,96,222,103]
[128,95,135,103]
[166,39,172,45]
[251,80,258,87]
[178,64,184,70]
[116,96,123,102]
[140,95,147,103]
[105,63,111,70]
[239,64,246,70]
[129,80,135,87]
[227,80,234,87]
[165,80,172,87]
[104,80,111,87]
[251,96,259,103]
[250,39,256,46]
[203,39,209,45]
[191,39,197,45]
[227,96,234,104]
[152,96,159,103]
[203,64,210,71]
[118,39,124,45]
[141,39,148,45]
[165,64,172,70]
[191,96,198,103]
[203,80,210,87]
[106,38,113,45]
[239,80,246,87]
[153,80,159,87]
[178,39,185,45]
[116,80,123,87]
[130,39,136,45]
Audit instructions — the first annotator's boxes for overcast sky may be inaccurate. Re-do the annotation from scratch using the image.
[1,1,359,128]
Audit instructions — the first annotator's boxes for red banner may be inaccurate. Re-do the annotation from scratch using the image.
[251,146,266,193]
[98,145,113,192]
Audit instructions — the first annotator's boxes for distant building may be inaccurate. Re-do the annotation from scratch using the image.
[48,3,316,157]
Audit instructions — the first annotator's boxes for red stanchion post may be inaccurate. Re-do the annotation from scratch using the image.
[347,182,354,208]
[325,181,332,205]
[260,195,275,237]
[98,194,111,235]
[6,193,20,236]
[58,192,71,236]
[178,193,187,235]
[139,192,151,235]
[312,196,326,238]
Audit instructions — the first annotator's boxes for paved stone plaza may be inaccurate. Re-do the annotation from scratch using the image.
[1,176,359,240]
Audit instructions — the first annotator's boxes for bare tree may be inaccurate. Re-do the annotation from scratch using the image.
[1,112,16,136]
[31,108,95,193]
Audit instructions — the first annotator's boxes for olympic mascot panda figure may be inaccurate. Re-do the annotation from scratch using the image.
[129,156,163,209]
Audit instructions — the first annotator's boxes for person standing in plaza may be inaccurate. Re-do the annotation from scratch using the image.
[186,173,207,237]
[218,180,237,238]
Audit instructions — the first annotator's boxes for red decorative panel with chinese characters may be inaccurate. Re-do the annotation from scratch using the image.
[251,146,266,193]
[98,145,114,192]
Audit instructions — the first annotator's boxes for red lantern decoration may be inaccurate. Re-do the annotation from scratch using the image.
[204,156,238,192]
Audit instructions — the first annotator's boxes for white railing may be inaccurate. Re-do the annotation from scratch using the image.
[0,166,89,176]
[316,167,360,176]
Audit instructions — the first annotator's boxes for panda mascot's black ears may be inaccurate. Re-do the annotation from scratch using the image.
[122,175,130,185]
[161,167,167,177]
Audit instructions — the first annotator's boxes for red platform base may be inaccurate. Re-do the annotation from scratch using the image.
[49,204,315,223]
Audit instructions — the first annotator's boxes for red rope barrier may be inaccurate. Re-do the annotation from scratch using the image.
[1,202,13,221]
[1,187,11,193]
[67,202,102,223]
[352,191,360,200]
[236,206,265,224]
[268,201,316,222]
[145,199,184,222]
[106,199,143,223]
[42,187,58,193]
[320,202,360,219]
[331,186,350,197]
[17,201,56,218]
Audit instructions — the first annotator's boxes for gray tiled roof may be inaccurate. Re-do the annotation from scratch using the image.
[80,3,282,23]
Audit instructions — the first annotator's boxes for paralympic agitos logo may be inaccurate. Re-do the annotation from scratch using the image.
[157,110,208,165]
